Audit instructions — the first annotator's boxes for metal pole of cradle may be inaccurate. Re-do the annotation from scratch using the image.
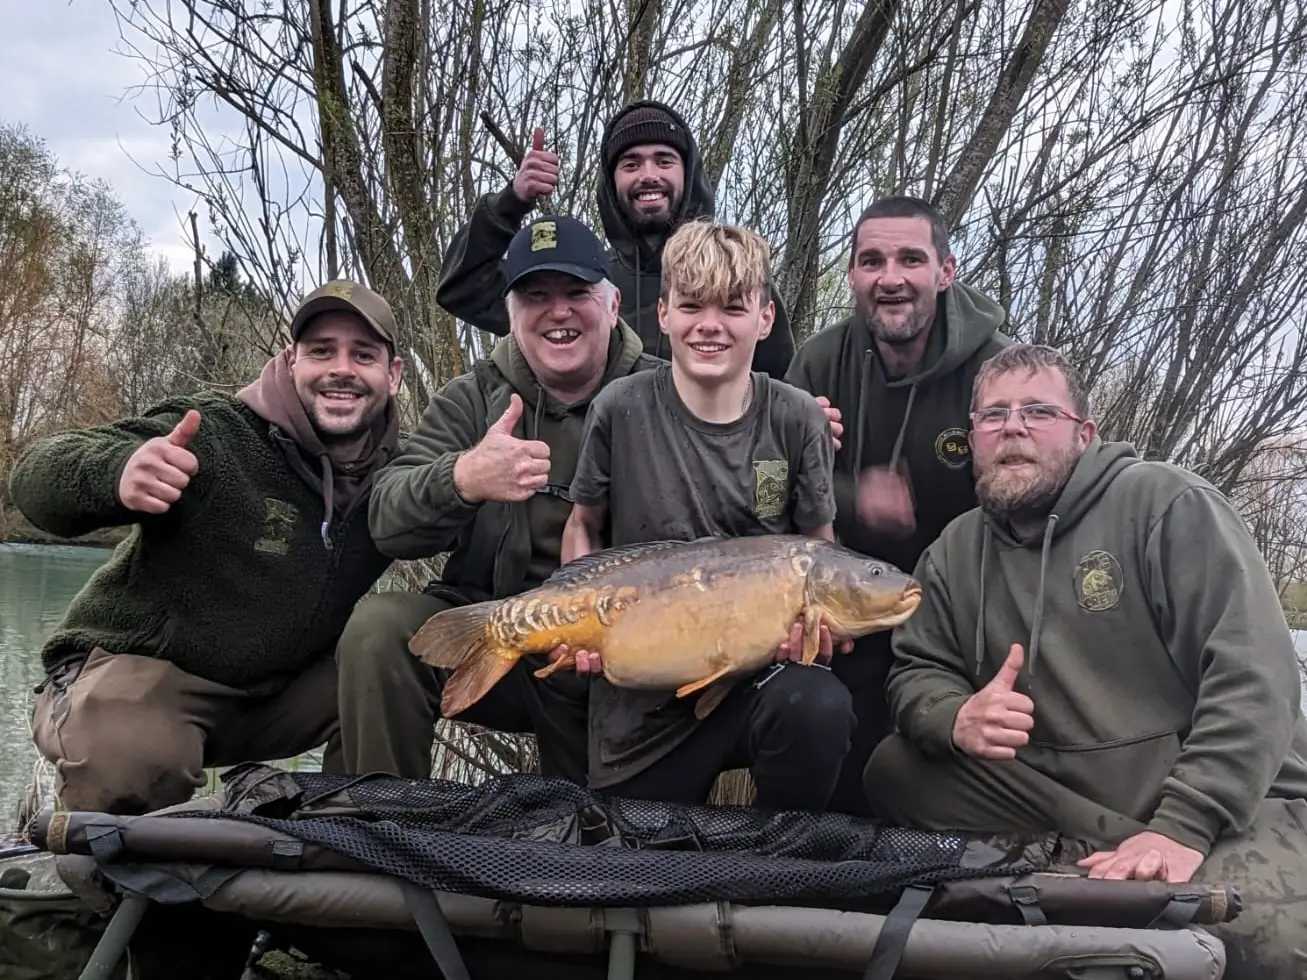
[603,908,641,980]
[78,893,151,980]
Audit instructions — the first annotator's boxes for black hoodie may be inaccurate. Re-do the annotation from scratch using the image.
[435,100,796,379]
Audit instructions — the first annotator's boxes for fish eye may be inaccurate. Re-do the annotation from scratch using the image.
[872,566,883,576]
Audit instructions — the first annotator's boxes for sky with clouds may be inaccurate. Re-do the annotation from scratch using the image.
[3,0,220,273]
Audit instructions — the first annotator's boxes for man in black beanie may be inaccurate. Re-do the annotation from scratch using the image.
[436,100,796,379]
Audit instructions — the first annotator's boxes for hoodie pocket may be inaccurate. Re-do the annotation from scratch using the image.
[1024,730,1181,822]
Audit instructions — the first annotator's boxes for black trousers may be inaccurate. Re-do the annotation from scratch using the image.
[598,662,857,812]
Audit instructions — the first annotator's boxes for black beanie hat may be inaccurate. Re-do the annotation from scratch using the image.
[602,105,691,172]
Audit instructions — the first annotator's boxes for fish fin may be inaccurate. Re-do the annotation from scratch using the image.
[676,664,733,699]
[440,653,519,717]
[800,604,823,666]
[407,600,501,669]
[694,678,739,720]
[545,536,726,587]
[532,648,576,679]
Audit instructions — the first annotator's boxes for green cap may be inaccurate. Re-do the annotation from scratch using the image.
[290,279,397,346]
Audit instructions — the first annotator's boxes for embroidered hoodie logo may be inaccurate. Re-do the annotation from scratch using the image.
[1075,550,1123,611]
[935,427,970,469]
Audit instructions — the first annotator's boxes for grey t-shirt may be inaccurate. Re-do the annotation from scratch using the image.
[569,362,836,787]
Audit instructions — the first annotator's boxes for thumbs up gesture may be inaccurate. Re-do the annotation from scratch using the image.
[951,643,1036,760]
[452,394,553,503]
[117,409,202,514]
[512,127,559,205]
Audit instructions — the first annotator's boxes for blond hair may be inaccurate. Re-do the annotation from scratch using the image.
[659,219,773,306]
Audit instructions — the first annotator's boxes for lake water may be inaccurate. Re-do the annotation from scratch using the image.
[3,540,1307,829]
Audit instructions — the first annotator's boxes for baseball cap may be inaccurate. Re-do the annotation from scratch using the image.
[290,279,397,347]
[501,216,611,297]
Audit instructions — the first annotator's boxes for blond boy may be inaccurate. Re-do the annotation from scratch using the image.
[560,219,854,811]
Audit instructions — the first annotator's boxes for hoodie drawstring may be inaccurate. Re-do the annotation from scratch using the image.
[320,458,335,549]
[973,514,1059,681]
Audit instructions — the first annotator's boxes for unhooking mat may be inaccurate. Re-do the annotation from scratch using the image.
[20,762,1239,979]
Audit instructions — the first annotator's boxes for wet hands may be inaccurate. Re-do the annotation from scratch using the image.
[453,394,551,503]
[512,128,559,204]
[814,396,843,451]
[774,616,853,665]
[952,643,1035,760]
[1078,831,1205,884]
[117,410,201,514]
[856,462,915,536]
[547,644,603,675]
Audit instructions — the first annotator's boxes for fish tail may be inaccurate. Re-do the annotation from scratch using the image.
[407,601,520,716]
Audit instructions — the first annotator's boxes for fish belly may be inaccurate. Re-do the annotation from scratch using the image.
[598,576,805,689]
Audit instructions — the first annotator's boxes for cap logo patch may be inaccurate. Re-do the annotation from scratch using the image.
[531,222,558,252]
[322,281,355,300]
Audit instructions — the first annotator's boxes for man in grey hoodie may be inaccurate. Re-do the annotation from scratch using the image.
[785,195,1011,814]
[867,342,1307,979]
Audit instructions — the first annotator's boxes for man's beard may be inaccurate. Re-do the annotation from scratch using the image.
[308,381,381,448]
[856,292,933,346]
[621,181,679,233]
[976,440,1081,527]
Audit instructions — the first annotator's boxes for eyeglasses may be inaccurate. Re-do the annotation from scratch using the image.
[970,403,1084,432]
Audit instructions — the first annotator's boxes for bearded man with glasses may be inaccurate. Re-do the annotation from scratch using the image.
[860,342,1307,979]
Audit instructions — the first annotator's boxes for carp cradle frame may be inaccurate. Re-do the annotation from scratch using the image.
[19,765,1238,980]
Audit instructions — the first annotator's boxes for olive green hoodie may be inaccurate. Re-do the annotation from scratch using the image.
[784,281,1010,578]
[368,320,661,601]
[887,438,1307,854]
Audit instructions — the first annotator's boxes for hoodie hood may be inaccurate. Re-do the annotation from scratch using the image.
[973,437,1143,678]
[595,100,715,276]
[236,351,400,546]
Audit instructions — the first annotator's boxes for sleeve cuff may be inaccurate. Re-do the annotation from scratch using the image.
[437,451,481,514]
[913,692,970,758]
[1147,793,1223,856]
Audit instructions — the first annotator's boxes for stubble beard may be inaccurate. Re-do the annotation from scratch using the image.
[857,293,932,347]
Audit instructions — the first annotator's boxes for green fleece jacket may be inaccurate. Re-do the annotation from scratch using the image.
[784,282,1010,577]
[8,365,399,693]
[368,320,661,601]
[887,438,1307,855]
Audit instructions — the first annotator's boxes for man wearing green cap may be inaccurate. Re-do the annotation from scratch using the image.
[337,214,663,785]
[435,99,796,379]
[8,279,405,815]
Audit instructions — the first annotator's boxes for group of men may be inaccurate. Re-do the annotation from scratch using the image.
[9,99,1304,975]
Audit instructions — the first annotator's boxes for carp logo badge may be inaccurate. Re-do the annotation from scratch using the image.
[531,221,558,252]
[1075,550,1123,611]
[254,497,299,556]
[753,459,789,520]
[934,426,971,469]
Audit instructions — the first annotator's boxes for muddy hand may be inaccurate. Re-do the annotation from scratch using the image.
[815,396,843,452]
[117,409,201,514]
[512,127,559,204]
[452,393,552,503]
[775,617,852,665]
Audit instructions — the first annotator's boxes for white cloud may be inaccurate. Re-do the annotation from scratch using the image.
[0,0,221,274]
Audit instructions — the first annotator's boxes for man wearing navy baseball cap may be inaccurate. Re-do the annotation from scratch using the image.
[337,214,663,786]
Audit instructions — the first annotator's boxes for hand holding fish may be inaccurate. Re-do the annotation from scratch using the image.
[453,394,552,503]
[117,409,202,515]
[774,616,852,664]
[952,643,1035,760]
[814,396,843,452]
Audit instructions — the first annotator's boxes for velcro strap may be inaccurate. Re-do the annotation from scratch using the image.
[400,879,471,980]
[863,884,934,980]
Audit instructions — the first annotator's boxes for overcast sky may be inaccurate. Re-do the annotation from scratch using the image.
[4,0,210,272]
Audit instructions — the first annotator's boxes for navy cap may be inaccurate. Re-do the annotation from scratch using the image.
[501,215,611,297]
